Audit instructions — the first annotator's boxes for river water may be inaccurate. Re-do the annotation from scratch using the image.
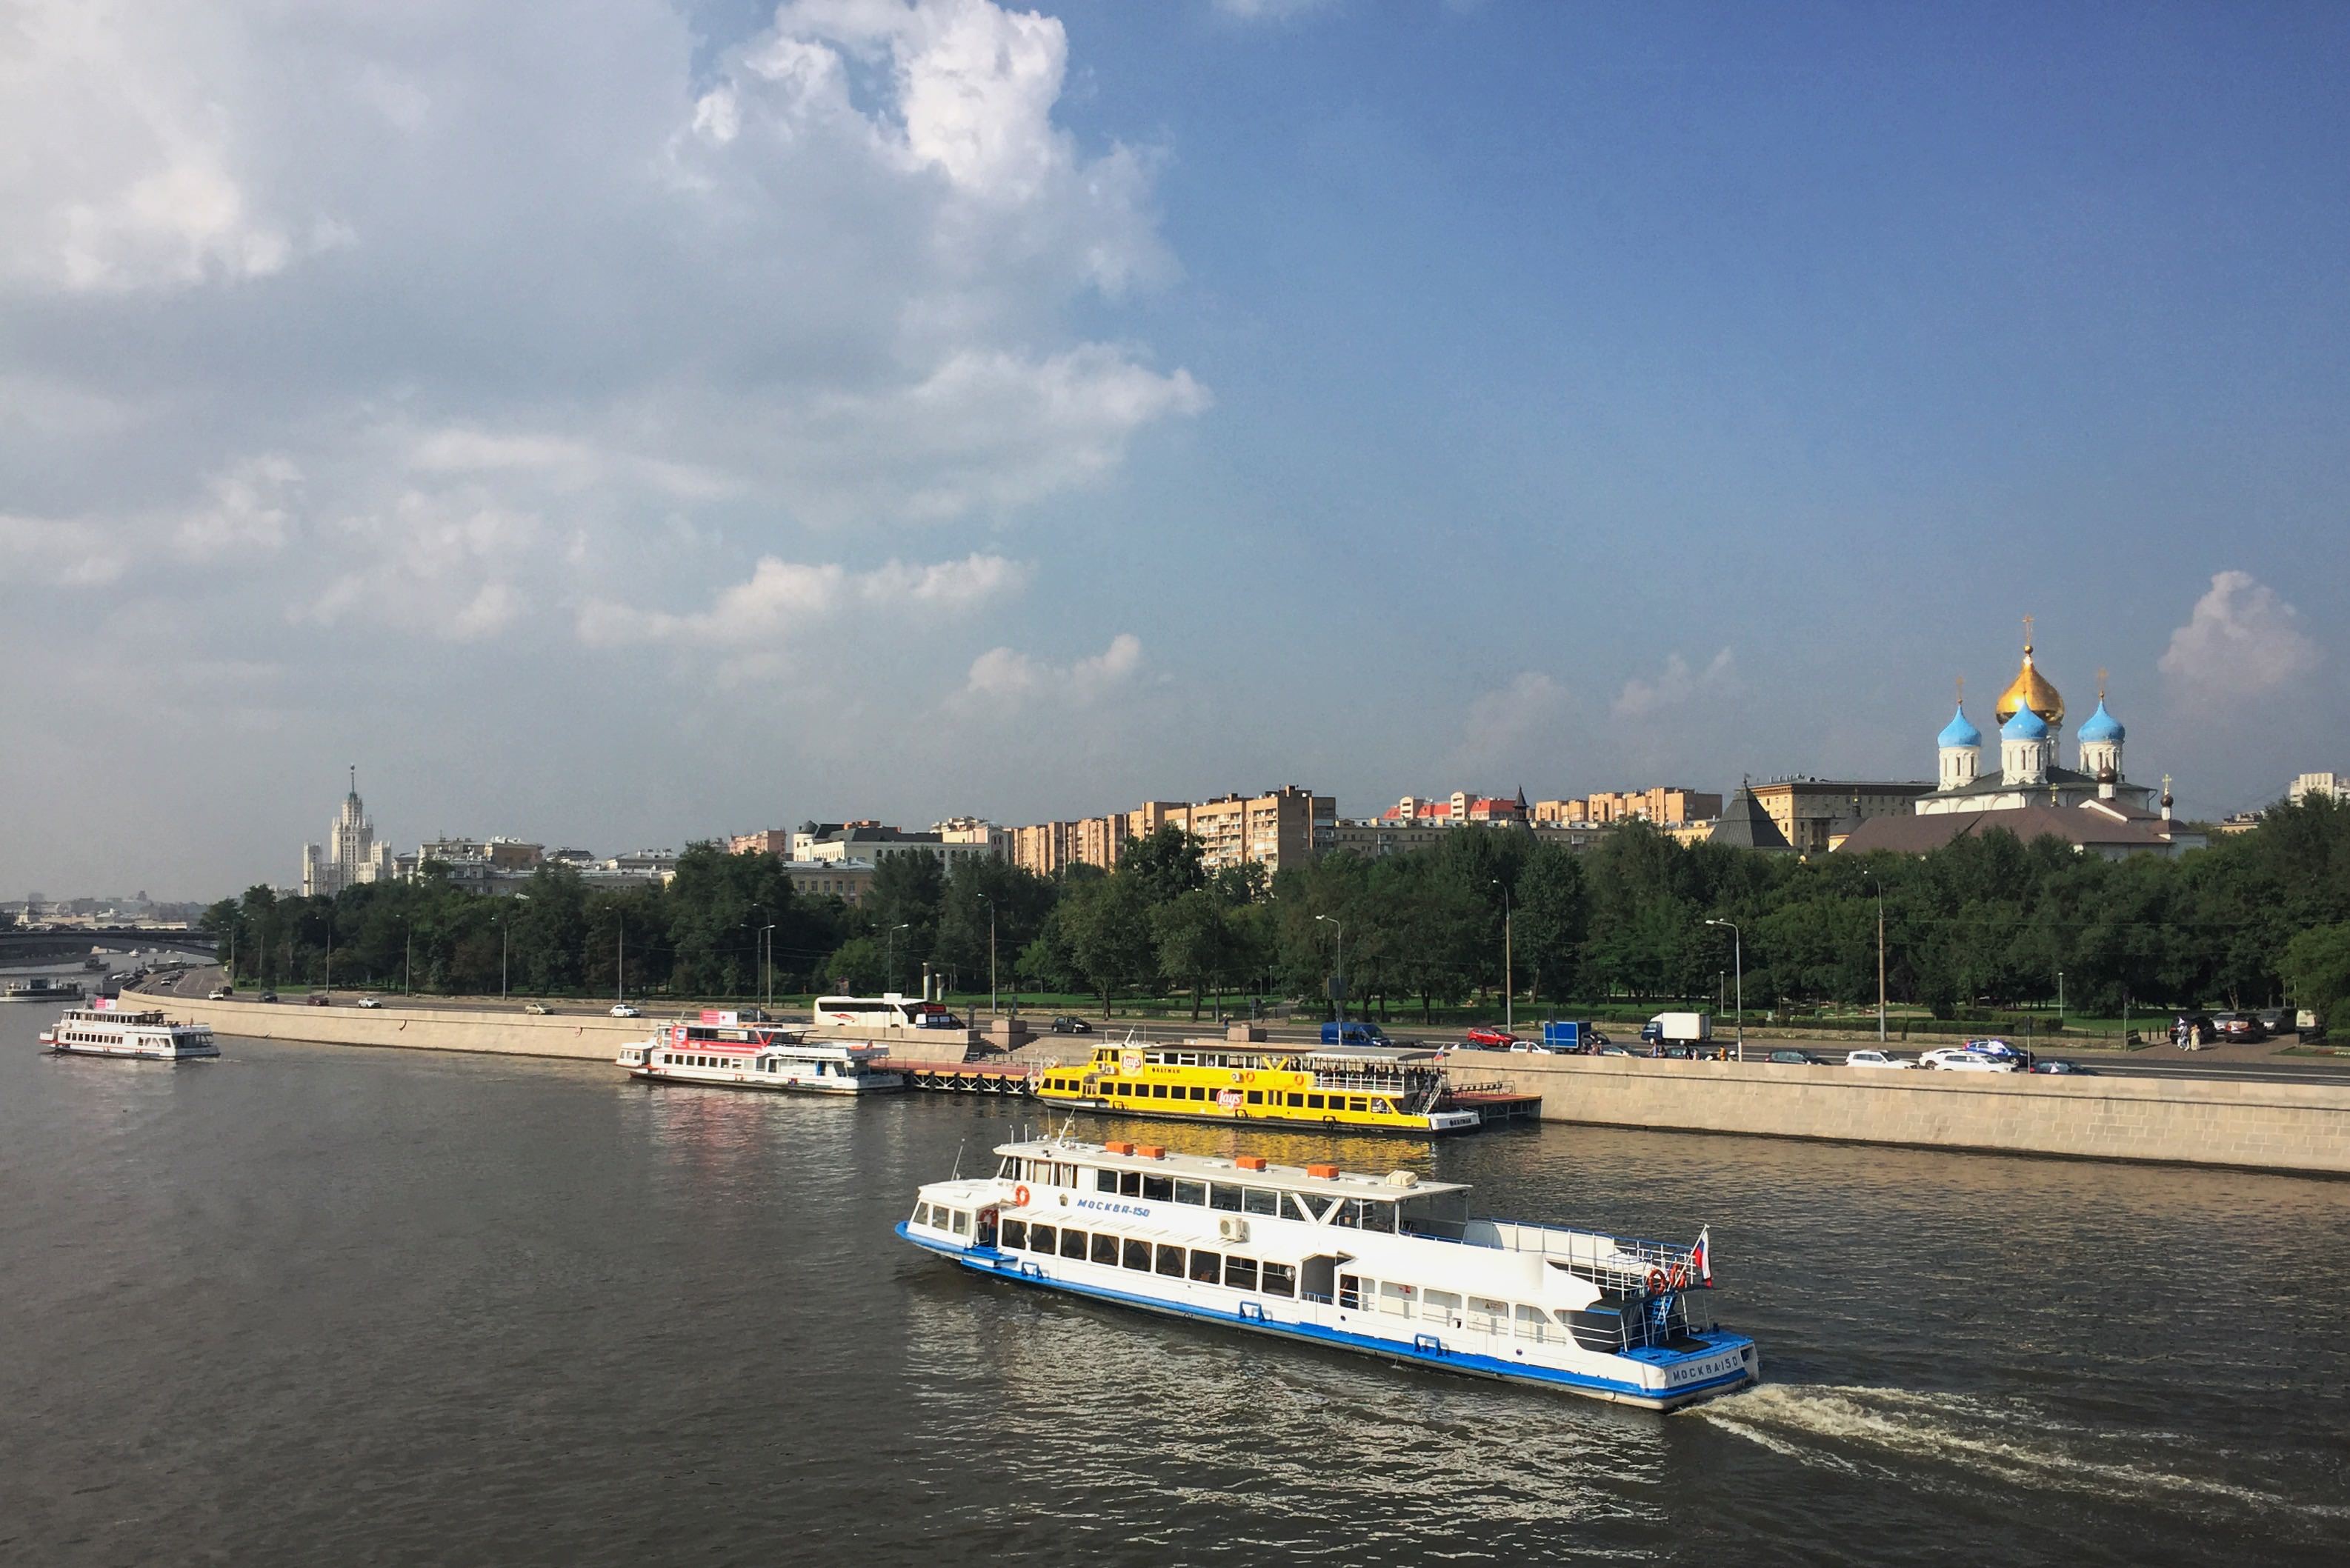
[3,1012,2345,1566]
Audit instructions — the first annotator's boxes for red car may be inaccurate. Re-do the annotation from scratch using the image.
[1462,1025,1519,1047]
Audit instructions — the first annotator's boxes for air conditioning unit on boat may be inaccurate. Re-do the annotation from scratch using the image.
[1218,1216,1249,1244]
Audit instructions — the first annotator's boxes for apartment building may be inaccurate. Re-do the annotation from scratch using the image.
[1532,787,1722,827]
[1745,779,1931,856]
[1008,787,1336,878]
[728,830,793,856]
[1379,790,1530,826]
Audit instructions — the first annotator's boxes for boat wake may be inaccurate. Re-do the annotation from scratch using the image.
[1691,1384,2346,1524]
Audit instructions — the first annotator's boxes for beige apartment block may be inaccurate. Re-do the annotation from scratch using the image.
[728,830,793,856]
[1011,821,1078,878]
[1748,778,1932,855]
[1534,787,1721,827]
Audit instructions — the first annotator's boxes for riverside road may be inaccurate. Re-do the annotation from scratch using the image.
[127,964,2350,1087]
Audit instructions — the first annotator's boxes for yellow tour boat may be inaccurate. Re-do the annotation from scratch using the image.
[1031,1038,1483,1135]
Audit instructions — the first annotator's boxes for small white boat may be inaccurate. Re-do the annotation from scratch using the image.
[901,1135,1757,1410]
[619,1012,904,1094]
[40,1001,217,1059]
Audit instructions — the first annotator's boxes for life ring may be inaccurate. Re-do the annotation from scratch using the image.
[1013,1184,1032,1207]
[1645,1267,1670,1296]
[1665,1263,1688,1292]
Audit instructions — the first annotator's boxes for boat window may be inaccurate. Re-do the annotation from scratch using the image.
[1000,1219,1028,1250]
[1245,1090,1263,1106]
[1094,1168,1119,1193]
[1371,1098,1392,1115]
[1468,1296,1509,1333]
[1514,1304,1550,1341]
[951,1210,971,1236]
[1061,1229,1086,1260]
[1155,1244,1185,1278]
[1122,1239,1152,1271]
[1348,1097,1368,1112]
[999,1157,1020,1180]
[1241,1187,1278,1217]
[1030,1224,1056,1252]
[1378,1282,1414,1318]
[1330,1201,1358,1230]
[1173,1180,1206,1206]
[1338,1274,1364,1310]
[1188,1250,1221,1284]
[1092,1233,1119,1265]
[912,1203,931,1226]
[1224,1256,1258,1290]
[1282,1193,1322,1224]
[1119,1172,1143,1198]
[1152,1084,1170,1100]
[1262,1263,1296,1298]
[1306,1094,1326,1110]
[1357,1201,1396,1235]
[1141,1175,1174,1202]
[1285,1092,1304,1107]
[1423,1290,1462,1322]
[1208,1184,1242,1211]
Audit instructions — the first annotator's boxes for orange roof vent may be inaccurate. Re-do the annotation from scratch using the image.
[1234,1155,1268,1171]
[1305,1164,1339,1179]
[1139,1144,1168,1159]
[1105,1141,1135,1155]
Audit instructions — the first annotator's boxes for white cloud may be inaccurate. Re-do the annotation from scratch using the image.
[1212,0,1343,21]
[297,489,545,643]
[957,631,1142,707]
[173,456,301,558]
[579,551,1031,650]
[1613,647,1735,719]
[1458,671,1568,767]
[2158,570,2322,707]
[0,515,124,585]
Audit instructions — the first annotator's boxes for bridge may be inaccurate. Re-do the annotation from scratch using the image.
[0,926,219,963]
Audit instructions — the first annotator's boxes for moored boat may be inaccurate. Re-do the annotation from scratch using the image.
[899,1136,1758,1410]
[4,975,85,1003]
[1032,1036,1483,1135]
[619,1011,905,1094]
[39,1000,218,1059]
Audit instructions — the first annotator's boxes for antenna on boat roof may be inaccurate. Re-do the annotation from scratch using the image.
[951,1137,967,1180]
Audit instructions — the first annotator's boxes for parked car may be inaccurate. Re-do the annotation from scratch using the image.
[256,990,279,1003]
[1844,1049,1914,1070]
[2030,1059,2093,1075]
[610,1004,642,1018]
[1659,1044,1694,1060]
[523,1002,550,1015]
[1768,1049,1828,1065]
[2211,1012,2267,1043]
[1049,1015,1092,1034]
[1463,1025,1519,1047]
[1920,1047,2020,1072]
[2173,1012,2217,1049]
[355,996,384,1009]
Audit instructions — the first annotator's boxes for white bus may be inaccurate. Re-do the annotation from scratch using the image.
[812,992,964,1030]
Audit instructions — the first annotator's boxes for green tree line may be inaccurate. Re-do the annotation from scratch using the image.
[202,794,2350,1024]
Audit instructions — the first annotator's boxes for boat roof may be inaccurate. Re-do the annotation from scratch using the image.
[1111,1039,1441,1065]
[992,1137,1469,1201]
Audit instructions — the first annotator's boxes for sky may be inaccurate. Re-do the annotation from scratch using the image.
[4,0,2347,897]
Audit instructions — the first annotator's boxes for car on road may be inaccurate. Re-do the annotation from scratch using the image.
[1048,1015,1093,1034]
[1463,1025,1520,1047]
[523,1002,550,1015]
[1768,1049,1828,1065]
[207,987,229,1000]
[356,996,384,1009]
[610,1004,641,1018]
[2030,1059,2093,1075]
[1595,1044,1633,1057]
[1920,1047,2020,1072]
[308,994,332,1006]
[256,990,279,1003]
[1844,1049,1914,1069]
[2211,1012,2267,1043]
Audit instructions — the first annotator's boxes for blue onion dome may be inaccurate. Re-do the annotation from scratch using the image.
[1937,704,1983,750]
[2000,704,2051,741]
[2077,698,2125,744]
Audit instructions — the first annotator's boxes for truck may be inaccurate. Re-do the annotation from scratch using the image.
[1640,1011,1712,1048]
[1321,1021,1393,1047]
[1538,1020,1607,1053]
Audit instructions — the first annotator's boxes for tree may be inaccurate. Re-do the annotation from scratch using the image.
[2280,923,2350,1026]
[1152,888,1230,1020]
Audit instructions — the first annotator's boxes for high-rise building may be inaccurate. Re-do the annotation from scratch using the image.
[300,769,395,897]
[2289,772,2343,805]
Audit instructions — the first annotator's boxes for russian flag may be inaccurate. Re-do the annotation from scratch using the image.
[1691,1227,1712,1287]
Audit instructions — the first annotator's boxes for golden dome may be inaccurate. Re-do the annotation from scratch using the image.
[1995,641,2064,727]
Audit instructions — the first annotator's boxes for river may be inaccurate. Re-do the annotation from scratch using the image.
[3,1011,2344,1565]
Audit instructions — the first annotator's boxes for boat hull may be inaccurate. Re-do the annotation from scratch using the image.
[1034,1095,1481,1137]
[627,1066,902,1095]
[898,1224,1758,1411]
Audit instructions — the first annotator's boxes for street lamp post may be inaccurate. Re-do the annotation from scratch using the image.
[1866,873,1886,1043]
[979,894,999,1019]
[2058,969,2066,1030]
[762,924,776,1010]
[1491,879,1511,1033]
[1705,918,1743,1061]
[1315,914,1343,1027]
[404,918,412,997]
[887,923,911,993]
[499,915,508,1001]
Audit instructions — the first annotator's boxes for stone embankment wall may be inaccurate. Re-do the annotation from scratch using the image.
[1461,1054,2350,1175]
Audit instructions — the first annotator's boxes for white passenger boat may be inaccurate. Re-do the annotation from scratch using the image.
[899,1136,1758,1410]
[619,1012,905,1094]
[39,1001,218,1059]
[4,975,84,1003]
